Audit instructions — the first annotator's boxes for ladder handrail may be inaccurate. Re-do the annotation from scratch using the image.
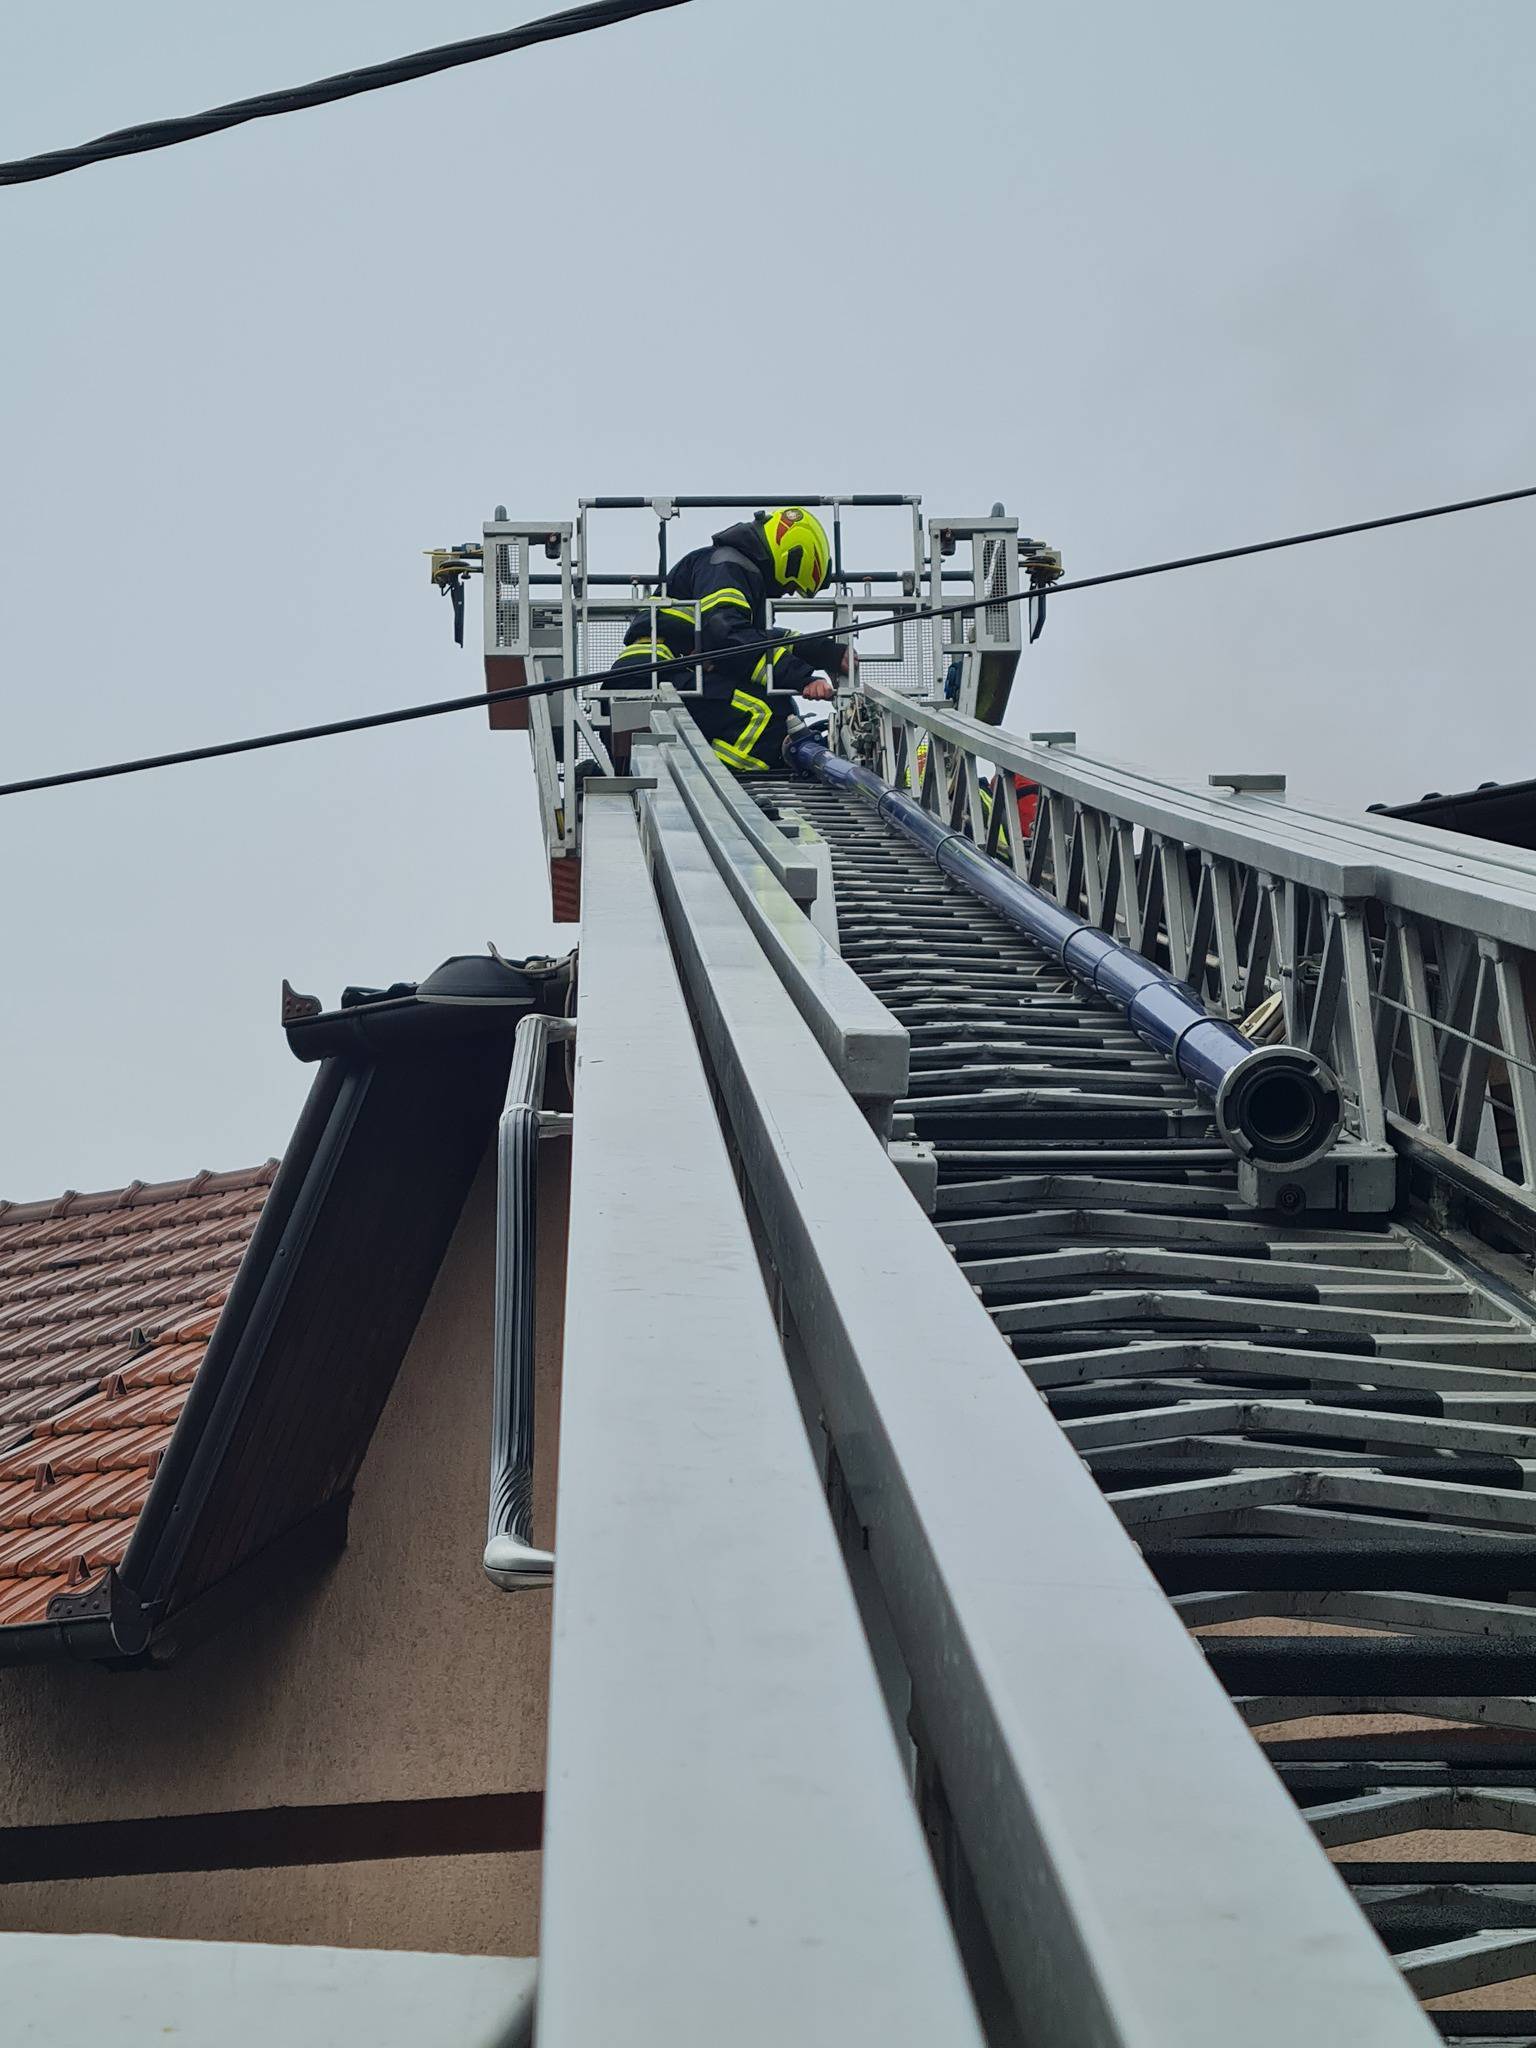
[857,682,1536,937]
[537,789,986,2048]
[643,721,908,1130]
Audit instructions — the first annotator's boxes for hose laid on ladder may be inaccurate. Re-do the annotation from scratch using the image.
[785,731,1343,1170]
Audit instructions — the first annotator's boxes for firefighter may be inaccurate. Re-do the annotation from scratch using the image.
[609,506,853,773]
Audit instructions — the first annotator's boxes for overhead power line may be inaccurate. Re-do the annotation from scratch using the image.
[1,480,1531,803]
[0,0,689,187]
[1031,481,1536,603]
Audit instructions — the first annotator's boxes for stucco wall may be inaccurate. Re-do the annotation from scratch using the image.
[0,1134,569,1954]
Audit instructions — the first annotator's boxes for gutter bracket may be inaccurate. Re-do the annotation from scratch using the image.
[44,1568,153,1663]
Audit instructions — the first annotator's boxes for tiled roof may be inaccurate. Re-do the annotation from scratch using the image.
[0,1164,277,1628]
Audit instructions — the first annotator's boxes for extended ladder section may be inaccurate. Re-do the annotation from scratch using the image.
[474,490,1536,2039]
[545,754,1431,2045]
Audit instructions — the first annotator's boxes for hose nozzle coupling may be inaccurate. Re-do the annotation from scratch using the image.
[1212,1045,1342,1168]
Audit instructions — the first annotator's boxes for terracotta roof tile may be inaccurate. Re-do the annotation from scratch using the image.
[44,1383,187,1436]
[0,1345,134,1396]
[0,1383,88,1432]
[116,1344,208,1390]
[0,1163,275,1627]
[0,1478,46,1524]
[0,1573,74,1625]
[0,1422,171,1483]
[24,1469,149,1525]
[0,1517,138,1579]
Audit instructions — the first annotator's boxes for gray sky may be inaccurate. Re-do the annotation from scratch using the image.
[2,0,1534,1200]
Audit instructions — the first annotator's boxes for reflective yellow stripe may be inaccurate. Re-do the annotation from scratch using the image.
[750,643,791,685]
[700,587,751,613]
[658,606,696,626]
[717,688,773,769]
[615,638,675,663]
[714,699,771,769]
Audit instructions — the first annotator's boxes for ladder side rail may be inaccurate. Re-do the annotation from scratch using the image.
[538,790,984,2048]
[857,684,1377,897]
[857,685,1536,936]
[657,701,823,902]
[642,729,907,1129]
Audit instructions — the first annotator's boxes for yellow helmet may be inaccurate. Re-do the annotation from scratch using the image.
[761,505,831,597]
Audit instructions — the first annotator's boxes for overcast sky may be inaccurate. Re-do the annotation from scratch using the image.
[2,0,1534,1200]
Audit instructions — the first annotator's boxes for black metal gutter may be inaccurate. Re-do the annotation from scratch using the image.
[285,996,541,1063]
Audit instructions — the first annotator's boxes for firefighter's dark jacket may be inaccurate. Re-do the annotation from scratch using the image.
[614,521,843,696]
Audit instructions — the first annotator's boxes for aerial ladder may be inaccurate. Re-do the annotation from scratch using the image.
[423,491,1536,2046]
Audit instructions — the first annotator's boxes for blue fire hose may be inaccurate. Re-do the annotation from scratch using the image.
[787,732,1342,1170]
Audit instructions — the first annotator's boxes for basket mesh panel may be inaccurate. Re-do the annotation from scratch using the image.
[492,541,519,651]
[982,537,1011,645]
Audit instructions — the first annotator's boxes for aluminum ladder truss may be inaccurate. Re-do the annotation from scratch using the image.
[841,682,1536,1231]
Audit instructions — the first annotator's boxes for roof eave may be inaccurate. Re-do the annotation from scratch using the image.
[0,959,562,1668]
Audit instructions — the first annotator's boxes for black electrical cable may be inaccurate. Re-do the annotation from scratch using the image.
[1,480,1532,802]
[0,0,689,187]
[1031,480,1536,603]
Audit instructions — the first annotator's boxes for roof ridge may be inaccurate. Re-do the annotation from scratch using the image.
[0,1160,279,1229]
